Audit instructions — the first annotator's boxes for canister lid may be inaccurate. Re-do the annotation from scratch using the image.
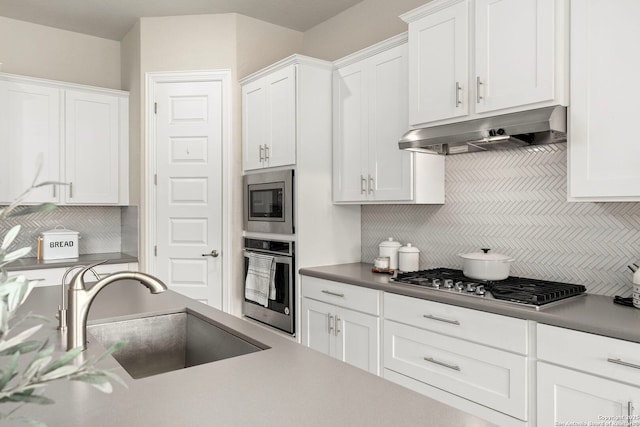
[398,243,420,253]
[41,226,79,236]
[379,237,402,248]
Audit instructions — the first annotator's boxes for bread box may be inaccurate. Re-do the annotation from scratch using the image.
[41,227,79,260]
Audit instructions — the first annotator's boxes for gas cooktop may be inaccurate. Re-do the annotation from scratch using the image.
[390,268,587,310]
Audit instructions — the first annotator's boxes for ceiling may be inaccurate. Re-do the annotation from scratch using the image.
[0,0,363,41]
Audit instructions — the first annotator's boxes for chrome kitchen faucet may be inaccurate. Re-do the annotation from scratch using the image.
[65,262,167,350]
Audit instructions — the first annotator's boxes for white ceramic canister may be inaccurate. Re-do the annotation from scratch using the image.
[379,237,402,270]
[398,243,420,272]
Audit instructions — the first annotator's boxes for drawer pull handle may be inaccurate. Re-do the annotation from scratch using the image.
[321,290,345,298]
[424,357,461,372]
[328,313,334,334]
[607,358,640,370]
[423,314,460,325]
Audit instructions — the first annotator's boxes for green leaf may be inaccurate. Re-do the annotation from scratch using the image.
[0,352,20,389]
[5,392,55,405]
[1,226,21,250]
[100,369,128,389]
[0,340,42,356]
[23,355,52,381]
[6,203,57,218]
[71,373,113,393]
[3,247,32,263]
[41,346,84,375]
[37,365,81,382]
[94,341,127,364]
[0,324,42,354]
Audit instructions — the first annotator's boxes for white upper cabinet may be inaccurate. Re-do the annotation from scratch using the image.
[333,34,445,204]
[65,90,123,204]
[407,0,469,125]
[0,73,129,206]
[242,64,296,171]
[402,0,568,127]
[0,80,61,204]
[568,0,640,201]
[474,0,556,113]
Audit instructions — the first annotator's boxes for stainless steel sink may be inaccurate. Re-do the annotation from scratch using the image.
[87,310,268,379]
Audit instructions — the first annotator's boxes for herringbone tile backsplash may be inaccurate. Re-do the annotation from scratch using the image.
[0,206,135,256]
[362,143,640,296]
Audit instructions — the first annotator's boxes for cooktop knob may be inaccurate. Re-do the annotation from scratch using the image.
[454,281,464,292]
[466,283,477,293]
[443,279,454,289]
[475,284,486,296]
[432,278,441,289]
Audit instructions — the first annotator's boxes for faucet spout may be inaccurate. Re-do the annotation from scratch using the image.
[66,263,168,350]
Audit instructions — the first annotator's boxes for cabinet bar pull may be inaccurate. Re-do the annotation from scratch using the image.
[321,290,345,298]
[360,175,367,194]
[52,185,56,198]
[69,182,73,198]
[335,315,341,336]
[264,145,270,161]
[476,76,483,103]
[607,358,640,370]
[328,313,334,334]
[455,81,462,107]
[629,401,634,427]
[368,174,374,194]
[424,357,461,371]
[423,314,460,325]
[259,145,265,162]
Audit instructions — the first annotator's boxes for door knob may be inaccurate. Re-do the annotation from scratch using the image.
[201,250,219,257]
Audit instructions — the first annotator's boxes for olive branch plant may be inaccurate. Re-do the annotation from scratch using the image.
[0,172,126,426]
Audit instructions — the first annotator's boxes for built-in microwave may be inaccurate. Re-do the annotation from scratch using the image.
[243,169,294,235]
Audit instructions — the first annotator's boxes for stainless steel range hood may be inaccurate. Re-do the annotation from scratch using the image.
[398,106,567,155]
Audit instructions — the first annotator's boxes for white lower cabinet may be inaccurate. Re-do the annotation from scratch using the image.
[537,324,640,425]
[383,293,531,426]
[11,262,139,287]
[300,277,380,375]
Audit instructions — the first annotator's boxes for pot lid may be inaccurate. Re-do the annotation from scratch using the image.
[379,237,402,248]
[399,243,420,253]
[459,248,512,261]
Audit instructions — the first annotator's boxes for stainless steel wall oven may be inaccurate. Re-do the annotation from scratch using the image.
[243,238,295,334]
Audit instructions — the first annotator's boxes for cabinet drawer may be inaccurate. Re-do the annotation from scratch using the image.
[538,323,640,386]
[301,276,380,315]
[384,319,527,420]
[12,262,138,287]
[384,293,528,354]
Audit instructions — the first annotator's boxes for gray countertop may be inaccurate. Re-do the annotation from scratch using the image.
[7,252,138,271]
[299,263,640,344]
[12,282,495,426]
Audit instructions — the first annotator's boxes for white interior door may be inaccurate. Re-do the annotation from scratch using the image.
[153,79,223,308]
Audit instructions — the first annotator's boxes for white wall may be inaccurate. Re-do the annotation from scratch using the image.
[302,0,429,61]
[121,21,141,207]
[0,16,121,89]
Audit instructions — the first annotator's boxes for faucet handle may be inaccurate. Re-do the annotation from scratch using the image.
[69,261,108,290]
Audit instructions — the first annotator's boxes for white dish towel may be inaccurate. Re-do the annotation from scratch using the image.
[245,253,276,307]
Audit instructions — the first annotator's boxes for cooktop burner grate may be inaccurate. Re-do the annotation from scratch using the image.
[392,268,586,307]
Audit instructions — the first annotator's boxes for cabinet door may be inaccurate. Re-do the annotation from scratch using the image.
[0,81,61,204]
[334,307,379,375]
[300,298,334,357]
[264,65,296,168]
[332,62,368,202]
[407,0,468,125]
[64,90,120,204]
[368,43,413,202]
[568,0,640,200]
[474,0,555,113]
[538,362,640,426]
[242,79,267,171]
